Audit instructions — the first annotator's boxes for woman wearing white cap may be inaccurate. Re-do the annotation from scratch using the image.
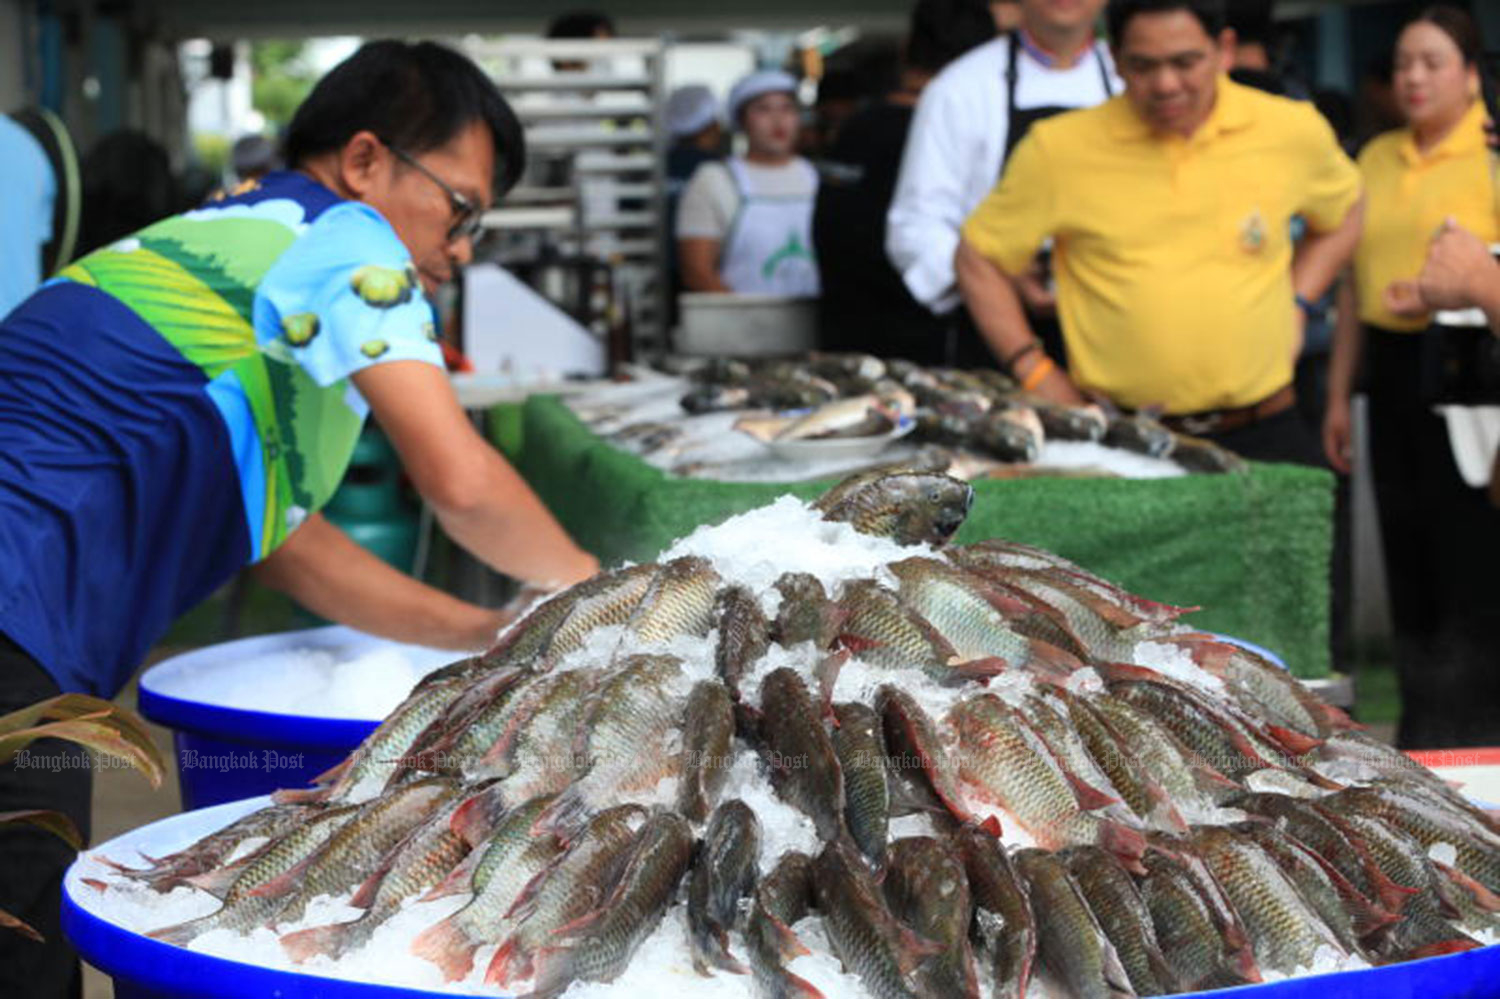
[676,69,820,296]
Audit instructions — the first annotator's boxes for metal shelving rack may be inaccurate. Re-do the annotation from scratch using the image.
[464,37,672,352]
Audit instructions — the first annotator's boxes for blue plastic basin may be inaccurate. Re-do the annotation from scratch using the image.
[64,795,1500,999]
[138,627,456,810]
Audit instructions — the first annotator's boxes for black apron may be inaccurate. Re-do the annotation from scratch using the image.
[948,33,1114,368]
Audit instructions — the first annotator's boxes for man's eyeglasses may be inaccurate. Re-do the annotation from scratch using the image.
[381,140,486,244]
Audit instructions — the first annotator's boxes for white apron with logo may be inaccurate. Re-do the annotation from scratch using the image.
[719,157,820,296]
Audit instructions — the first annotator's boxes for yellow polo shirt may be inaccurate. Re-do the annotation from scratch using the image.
[962,78,1361,414]
[1354,100,1499,332]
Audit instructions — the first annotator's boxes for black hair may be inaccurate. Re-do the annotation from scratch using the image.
[283,40,526,197]
[907,0,997,75]
[1106,0,1226,46]
[546,11,617,39]
[78,130,178,256]
[1403,5,1484,67]
[1223,0,1273,49]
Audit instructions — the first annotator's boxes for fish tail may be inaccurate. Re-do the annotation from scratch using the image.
[484,936,534,987]
[409,915,479,983]
[530,786,590,838]
[148,914,214,947]
[280,922,351,964]
[1407,938,1482,960]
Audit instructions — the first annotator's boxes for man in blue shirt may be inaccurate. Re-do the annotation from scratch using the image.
[0,113,55,318]
[0,41,598,995]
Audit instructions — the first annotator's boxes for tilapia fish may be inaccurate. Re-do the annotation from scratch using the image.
[1013,848,1135,999]
[747,851,821,999]
[773,572,843,650]
[714,585,772,697]
[677,680,737,823]
[813,471,974,546]
[528,811,695,999]
[688,800,762,975]
[883,836,980,999]
[410,795,563,982]
[813,838,940,999]
[831,701,890,863]
[955,825,1036,999]
[760,668,845,841]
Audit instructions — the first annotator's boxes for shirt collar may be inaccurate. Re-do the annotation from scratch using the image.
[1017,28,1099,70]
[1105,75,1254,143]
[1398,99,1488,166]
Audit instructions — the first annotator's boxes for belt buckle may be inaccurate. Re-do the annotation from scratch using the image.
[1178,413,1221,436]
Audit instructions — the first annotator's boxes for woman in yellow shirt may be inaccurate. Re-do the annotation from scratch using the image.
[1323,5,1498,749]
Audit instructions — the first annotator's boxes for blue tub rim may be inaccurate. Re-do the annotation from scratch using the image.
[137,626,459,753]
[64,793,1500,999]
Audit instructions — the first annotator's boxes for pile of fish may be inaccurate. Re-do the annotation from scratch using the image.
[99,468,1500,999]
[574,353,1244,479]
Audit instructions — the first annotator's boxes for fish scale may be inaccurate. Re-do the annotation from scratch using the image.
[1189,826,1347,973]
[954,825,1035,999]
[832,701,890,863]
[688,800,762,975]
[812,838,936,999]
[1012,848,1134,999]
[1138,848,1261,991]
[1062,845,1177,996]
[678,680,737,823]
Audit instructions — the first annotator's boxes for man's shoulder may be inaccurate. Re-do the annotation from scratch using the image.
[1027,95,1118,146]
[923,36,1009,102]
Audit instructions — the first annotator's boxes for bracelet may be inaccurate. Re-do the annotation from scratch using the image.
[1020,355,1056,392]
[1000,339,1041,371]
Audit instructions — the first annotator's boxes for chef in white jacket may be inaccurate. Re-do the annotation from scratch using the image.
[677,70,820,297]
[886,0,1116,362]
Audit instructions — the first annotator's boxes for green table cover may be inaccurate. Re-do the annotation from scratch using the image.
[493,395,1334,678]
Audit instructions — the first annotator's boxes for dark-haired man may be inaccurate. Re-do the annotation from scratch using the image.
[0,41,596,996]
[956,0,1362,466]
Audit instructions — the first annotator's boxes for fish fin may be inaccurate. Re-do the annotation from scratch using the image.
[1407,938,1482,960]
[309,755,354,787]
[1024,639,1082,678]
[484,936,533,987]
[1365,866,1421,915]
[349,868,388,910]
[271,785,331,805]
[410,916,480,983]
[1095,660,1170,685]
[181,864,245,898]
[1098,819,1148,873]
[449,788,505,847]
[1265,724,1324,756]
[894,926,944,976]
[1433,860,1500,912]
[834,633,883,655]
[950,655,1011,680]
[814,651,848,719]
[280,923,351,964]
[148,916,213,947]
[766,915,812,959]
[696,927,751,976]
[530,787,588,838]
[80,878,109,894]
[1064,770,1120,813]
[1145,783,1191,834]
[422,850,482,901]
[979,814,1004,838]
[550,905,609,938]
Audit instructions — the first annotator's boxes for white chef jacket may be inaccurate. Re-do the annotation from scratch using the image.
[885,34,1119,314]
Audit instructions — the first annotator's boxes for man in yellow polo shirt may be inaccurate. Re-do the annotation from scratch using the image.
[956,0,1363,464]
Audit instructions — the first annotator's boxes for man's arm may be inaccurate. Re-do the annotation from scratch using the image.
[1322,277,1363,474]
[886,77,974,312]
[251,512,506,650]
[678,237,731,292]
[955,238,1084,405]
[352,361,599,589]
[1417,221,1500,332]
[1292,196,1365,309]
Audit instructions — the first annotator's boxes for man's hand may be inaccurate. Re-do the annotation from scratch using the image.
[1322,396,1354,475]
[1417,220,1499,312]
[1382,278,1428,319]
